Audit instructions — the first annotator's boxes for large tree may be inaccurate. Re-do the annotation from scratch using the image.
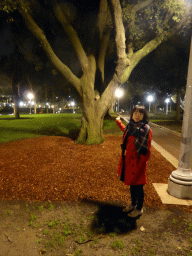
[0,0,191,144]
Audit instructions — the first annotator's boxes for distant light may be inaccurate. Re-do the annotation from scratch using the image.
[147,95,153,102]
[165,98,170,103]
[19,102,24,106]
[115,88,124,98]
[28,93,34,100]
[31,101,35,105]
[71,102,75,106]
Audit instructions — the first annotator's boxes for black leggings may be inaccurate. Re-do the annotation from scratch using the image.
[130,185,144,210]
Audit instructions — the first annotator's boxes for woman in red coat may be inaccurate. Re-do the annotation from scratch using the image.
[116,105,152,218]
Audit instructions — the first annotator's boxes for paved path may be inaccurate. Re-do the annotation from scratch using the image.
[149,122,181,161]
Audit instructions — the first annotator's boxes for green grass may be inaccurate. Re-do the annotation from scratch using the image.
[0,113,82,143]
[0,112,182,144]
[0,113,126,143]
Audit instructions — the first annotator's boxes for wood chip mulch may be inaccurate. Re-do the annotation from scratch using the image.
[0,135,191,212]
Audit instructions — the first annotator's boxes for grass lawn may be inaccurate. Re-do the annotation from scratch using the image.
[0,113,182,143]
[0,113,126,143]
[0,113,82,143]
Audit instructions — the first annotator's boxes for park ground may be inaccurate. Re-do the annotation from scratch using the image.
[0,113,191,255]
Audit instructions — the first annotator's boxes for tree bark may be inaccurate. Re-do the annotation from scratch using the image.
[12,73,20,119]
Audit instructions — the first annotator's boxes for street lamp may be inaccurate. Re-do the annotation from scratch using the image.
[28,93,34,114]
[71,101,75,113]
[147,95,153,112]
[115,88,124,113]
[165,98,170,114]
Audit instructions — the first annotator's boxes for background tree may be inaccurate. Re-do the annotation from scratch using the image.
[0,0,191,144]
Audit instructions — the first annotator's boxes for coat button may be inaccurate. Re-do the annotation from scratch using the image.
[132,157,134,159]
[132,172,134,174]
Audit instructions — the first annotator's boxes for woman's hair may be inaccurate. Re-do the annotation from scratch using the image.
[130,105,149,123]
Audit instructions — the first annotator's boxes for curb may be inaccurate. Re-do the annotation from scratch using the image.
[151,140,178,168]
[149,121,181,137]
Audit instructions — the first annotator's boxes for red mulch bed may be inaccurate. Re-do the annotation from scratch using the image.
[0,135,191,212]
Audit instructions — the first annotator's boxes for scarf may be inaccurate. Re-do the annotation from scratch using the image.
[120,118,150,182]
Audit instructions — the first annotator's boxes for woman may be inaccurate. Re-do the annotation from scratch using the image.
[116,105,152,218]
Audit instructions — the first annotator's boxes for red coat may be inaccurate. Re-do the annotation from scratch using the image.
[116,120,152,185]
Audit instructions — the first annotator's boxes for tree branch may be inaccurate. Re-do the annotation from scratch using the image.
[126,0,154,56]
[54,3,89,72]
[121,35,166,83]
[97,0,109,40]
[98,31,111,84]
[17,2,82,96]
[109,0,129,80]
[132,0,154,13]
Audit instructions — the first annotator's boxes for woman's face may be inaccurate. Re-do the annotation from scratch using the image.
[132,109,144,122]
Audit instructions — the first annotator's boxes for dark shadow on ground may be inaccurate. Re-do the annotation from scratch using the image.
[0,117,33,120]
[81,199,138,235]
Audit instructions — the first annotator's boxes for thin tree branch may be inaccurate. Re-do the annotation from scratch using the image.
[132,0,154,13]
[54,3,89,72]
[98,31,111,84]
[17,2,81,96]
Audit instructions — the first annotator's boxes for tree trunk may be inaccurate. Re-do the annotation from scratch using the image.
[12,79,20,119]
[76,79,105,144]
[14,95,20,119]
[77,112,105,145]
[109,99,116,115]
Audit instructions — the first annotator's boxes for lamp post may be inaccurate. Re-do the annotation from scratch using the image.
[115,88,123,113]
[147,95,153,112]
[28,93,34,114]
[168,33,192,199]
[165,98,170,115]
[71,101,75,113]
